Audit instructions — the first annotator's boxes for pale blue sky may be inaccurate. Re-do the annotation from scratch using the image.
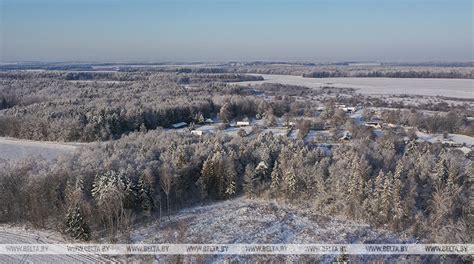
[0,0,472,62]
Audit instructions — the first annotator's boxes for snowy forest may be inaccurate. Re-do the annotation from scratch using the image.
[0,129,471,242]
[0,68,472,262]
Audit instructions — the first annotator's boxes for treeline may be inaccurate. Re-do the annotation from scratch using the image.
[0,130,471,245]
[174,73,263,84]
[302,70,474,79]
[0,63,95,71]
[224,64,474,79]
[0,71,148,81]
[0,71,262,83]
[120,67,227,73]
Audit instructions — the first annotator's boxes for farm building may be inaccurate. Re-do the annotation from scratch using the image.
[171,122,187,129]
[191,130,204,136]
[342,106,358,113]
[236,121,250,127]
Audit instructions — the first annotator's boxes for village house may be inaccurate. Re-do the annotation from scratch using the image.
[342,106,358,113]
[365,121,382,129]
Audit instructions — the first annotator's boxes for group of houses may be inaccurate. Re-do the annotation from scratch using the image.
[171,118,215,136]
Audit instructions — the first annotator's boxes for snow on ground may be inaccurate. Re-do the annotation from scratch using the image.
[262,128,289,137]
[0,137,82,161]
[370,94,474,107]
[68,80,128,84]
[305,130,332,142]
[288,129,299,139]
[415,131,474,147]
[127,197,415,263]
[238,74,474,99]
[0,225,110,263]
[449,134,474,147]
[368,106,455,117]
[196,124,219,134]
[349,111,365,125]
[224,126,253,136]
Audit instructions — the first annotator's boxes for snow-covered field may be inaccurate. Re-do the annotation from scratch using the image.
[0,137,81,161]
[128,197,414,263]
[239,74,474,99]
[0,226,110,263]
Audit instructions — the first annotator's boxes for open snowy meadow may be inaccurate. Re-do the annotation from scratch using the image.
[239,74,474,99]
[0,137,80,161]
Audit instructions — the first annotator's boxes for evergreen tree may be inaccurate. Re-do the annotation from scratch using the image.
[347,155,370,218]
[270,160,282,192]
[405,140,417,155]
[371,170,385,224]
[434,150,449,187]
[243,164,257,197]
[219,102,233,123]
[255,161,268,182]
[138,174,154,213]
[380,172,394,224]
[65,204,91,241]
[199,157,214,199]
[403,168,419,230]
[197,112,205,124]
[225,180,236,197]
[392,162,404,230]
[284,169,297,200]
[224,158,237,198]
[123,176,141,211]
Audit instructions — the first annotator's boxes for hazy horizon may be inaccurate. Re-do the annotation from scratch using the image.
[1,0,473,62]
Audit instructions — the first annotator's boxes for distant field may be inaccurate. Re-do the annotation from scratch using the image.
[239,74,474,99]
[0,137,80,161]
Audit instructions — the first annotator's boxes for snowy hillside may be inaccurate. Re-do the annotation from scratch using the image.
[0,226,110,263]
[124,197,417,263]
